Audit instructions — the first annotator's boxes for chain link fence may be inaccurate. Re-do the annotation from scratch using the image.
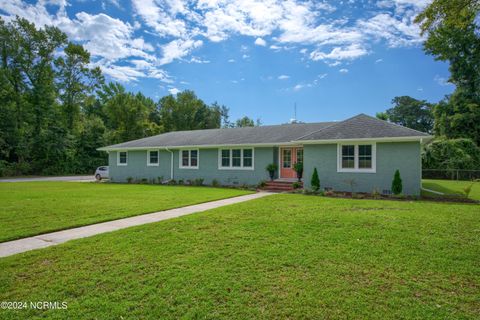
[423,169,480,181]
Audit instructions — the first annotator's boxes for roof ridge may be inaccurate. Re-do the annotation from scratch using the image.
[293,120,341,140]
[358,113,429,135]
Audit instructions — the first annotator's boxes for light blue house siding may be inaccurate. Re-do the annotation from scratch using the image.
[109,147,274,185]
[303,141,422,195]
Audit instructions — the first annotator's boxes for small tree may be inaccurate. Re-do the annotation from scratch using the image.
[391,169,403,195]
[311,167,320,191]
[266,163,278,181]
[293,162,303,182]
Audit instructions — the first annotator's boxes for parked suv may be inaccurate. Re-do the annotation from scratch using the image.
[95,166,109,181]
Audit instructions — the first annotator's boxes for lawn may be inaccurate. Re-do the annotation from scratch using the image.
[422,179,480,200]
[0,195,478,319]
[0,182,251,242]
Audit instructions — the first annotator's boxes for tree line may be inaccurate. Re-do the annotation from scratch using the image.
[0,17,258,177]
[376,0,480,172]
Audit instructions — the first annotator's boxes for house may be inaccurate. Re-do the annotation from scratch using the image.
[98,114,431,195]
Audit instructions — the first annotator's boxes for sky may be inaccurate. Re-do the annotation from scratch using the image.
[0,0,455,124]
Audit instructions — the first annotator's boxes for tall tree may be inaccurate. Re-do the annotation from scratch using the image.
[55,43,103,131]
[384,96,434,133]
[158,90,224,131]
[102,83,160,143]
[415,0,480,143]
[235,116,256,127]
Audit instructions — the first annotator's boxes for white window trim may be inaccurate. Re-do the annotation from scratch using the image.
[117,151,128,166]
[179,149,199,169]
[218,148,255,170]
[147,150,160,166]
[337,143,376,173]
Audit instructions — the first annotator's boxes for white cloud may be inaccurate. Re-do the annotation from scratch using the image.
[278,75,289,80]
[318,73,328,79]
[228,58,235,63]
[159,39,203,65]
[0,0,430,81]
[168,87,181,95]
[293,84,304,91]
[375,58,383,63]
[339,68,349,73]
[254,37,267,46]
[310,44,368,61]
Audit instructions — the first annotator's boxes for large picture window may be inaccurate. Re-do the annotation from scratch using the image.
[180,149,199,169]
[117,151,128,166]
[337,143,376,173]
[147,150,159,166]
[219,148,254,170]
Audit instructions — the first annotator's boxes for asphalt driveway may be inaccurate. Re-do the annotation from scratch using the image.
[0,175,95,182]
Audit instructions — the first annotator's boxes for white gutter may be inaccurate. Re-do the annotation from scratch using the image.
[166,148,174,180]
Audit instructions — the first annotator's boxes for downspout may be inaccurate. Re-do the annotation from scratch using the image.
[166,148,174,181]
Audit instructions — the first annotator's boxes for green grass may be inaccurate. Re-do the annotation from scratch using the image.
[0,195,478,319]
[0,182,251,242]
[422,179,480,200]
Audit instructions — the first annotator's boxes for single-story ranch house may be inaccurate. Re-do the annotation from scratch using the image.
[98,114,431,195]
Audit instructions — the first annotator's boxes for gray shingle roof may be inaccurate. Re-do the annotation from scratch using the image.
[99,114,430,150]
[101,122,335,149]
[298,114,429,141]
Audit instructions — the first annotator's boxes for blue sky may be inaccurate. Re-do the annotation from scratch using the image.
[1,0,454,124]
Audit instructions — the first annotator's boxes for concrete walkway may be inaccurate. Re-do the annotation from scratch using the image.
[0,192,272,258]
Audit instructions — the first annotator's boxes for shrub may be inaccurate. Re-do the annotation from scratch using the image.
[266,163,278,181]
[140,178,149,184]
[423,138,480,170]
[194,178,204,186]
[178,179,184,185]
[157,176,164,184]
[212,179,220,187]
[257,180,266,188]
[372,188,381,199]
[126,176,133,184]
[391,170,403,195]
[292,181,302,189]
[311,167,320,191]
[168,179,177,185]
[293,162,303,181]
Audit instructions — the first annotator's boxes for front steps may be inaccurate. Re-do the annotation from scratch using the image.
[262,180,303,192]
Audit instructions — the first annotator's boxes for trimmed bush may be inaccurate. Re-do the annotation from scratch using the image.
[391,170,403,195]
[311,167,320,191]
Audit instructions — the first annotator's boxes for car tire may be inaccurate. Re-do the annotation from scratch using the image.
[95,174,102,181]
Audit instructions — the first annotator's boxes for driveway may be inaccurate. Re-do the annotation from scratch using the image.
[0,175,95,182]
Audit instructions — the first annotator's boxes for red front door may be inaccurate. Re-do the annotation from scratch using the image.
[280,147,303,179]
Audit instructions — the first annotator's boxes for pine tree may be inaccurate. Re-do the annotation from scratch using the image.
[391,169,403,195]
[311,167,320,191]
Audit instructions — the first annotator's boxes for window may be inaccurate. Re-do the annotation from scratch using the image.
[180,149,199,169]
[296,148,303,164]
[232,149,241,167]
[147,150,159,166]
[358,145,372,169]
[282,149,291,168]
[219,148,254,170]
[117,151,128,166]
[221,149,230,167]
[243,149,253,167]
[341,145,355,169]
[337,143,376,173]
